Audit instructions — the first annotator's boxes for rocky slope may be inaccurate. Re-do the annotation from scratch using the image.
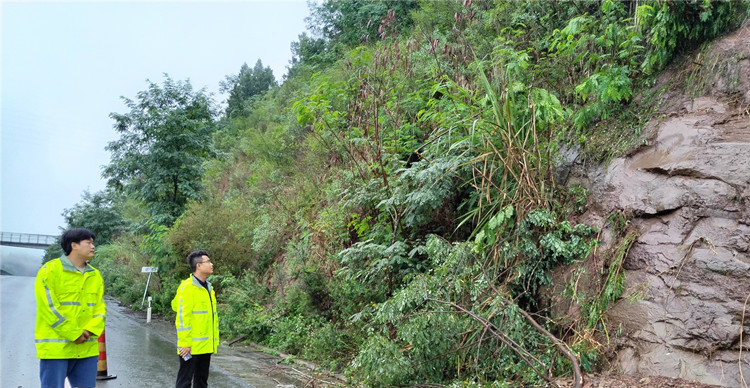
[562,22,750,387]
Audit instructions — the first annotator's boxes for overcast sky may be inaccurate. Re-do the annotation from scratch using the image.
[1,1,311,269]
[1,0,311,236]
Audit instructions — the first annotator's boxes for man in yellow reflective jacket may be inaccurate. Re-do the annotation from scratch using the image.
[34,228,105,388]
[172,250,219,388]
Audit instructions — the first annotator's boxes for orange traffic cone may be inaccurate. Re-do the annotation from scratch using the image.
[96,330,117,380]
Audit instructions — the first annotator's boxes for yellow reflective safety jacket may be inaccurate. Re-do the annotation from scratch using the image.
[171,275,219,355]
[34,255,106,359]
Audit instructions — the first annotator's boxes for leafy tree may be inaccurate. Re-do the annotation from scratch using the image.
[43,189,129,263]
[103,75,216,225]
[219,59,277,118]
[288,32,333,78]
[42,242,64,264]
[309,0,419,46]
[61,189,129,246]
[287,1,420,77]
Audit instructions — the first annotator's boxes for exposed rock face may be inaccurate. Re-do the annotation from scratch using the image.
[567,24,750,387]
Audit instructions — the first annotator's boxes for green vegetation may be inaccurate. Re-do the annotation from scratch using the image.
[103,75,216,226]
[57,1,748,386]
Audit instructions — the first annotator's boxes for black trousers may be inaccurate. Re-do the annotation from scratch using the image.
[175,353,211,388]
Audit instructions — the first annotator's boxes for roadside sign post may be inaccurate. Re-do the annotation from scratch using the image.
[140,266,158,309]
[146,296,152,323]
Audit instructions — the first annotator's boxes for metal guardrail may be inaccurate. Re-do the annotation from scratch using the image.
[0,232,58,249]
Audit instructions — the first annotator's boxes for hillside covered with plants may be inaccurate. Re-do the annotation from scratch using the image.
[53,1,749,386]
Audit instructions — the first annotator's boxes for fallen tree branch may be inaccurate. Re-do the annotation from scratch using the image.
[227,335,248,346]
[515,305,583,388]
[426,297,558,387]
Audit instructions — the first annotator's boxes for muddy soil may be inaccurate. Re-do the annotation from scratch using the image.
[557,374,727,388]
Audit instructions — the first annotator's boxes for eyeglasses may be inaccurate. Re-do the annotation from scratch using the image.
[198,259,211,264]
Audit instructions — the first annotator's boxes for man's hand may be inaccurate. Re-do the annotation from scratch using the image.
[179,347,192,358]
[73,330,93,344]
[73,332,87,344]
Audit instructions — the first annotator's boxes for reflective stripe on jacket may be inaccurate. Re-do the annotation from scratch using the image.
[34,256,106,359]
[171,275,219,355]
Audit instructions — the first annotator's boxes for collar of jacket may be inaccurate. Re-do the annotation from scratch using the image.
[59,254,95,273]
[191,274,212,293]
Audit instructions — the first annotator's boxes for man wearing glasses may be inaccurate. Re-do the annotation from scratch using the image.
[172,250,219,388]
[34,228,106,388]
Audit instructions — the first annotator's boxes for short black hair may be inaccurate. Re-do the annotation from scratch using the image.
[61,228,95,256]
[187,250,209,272]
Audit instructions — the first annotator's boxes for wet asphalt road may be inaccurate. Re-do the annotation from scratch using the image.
[1,275,304,388]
